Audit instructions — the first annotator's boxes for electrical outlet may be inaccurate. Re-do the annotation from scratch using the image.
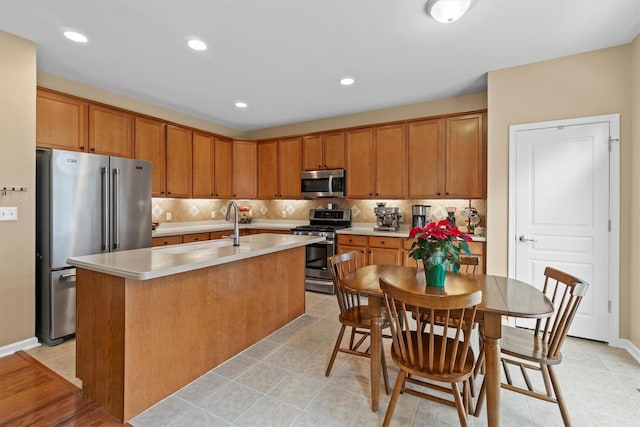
[0,207,18,221]
[211,211,216,219]
[166,212,172,221]
[281,210,286,219]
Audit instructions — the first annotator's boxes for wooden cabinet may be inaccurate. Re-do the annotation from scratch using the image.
[346,125,406,199]
[278,137,302,198]
[151,235,182,247]
[232,140,257,199]
[214,137,233,199]
[134,117,166,197]
[259,137,302,199]
[302,131,345,170]
[337,235,402,266]
[258,140,278,199]
[345,128,375,198]
[408,118,444,198]
[374,124,406,198]
[36,89,88,151]
[88,105,133,157]
[445,113,486,198]
[166,125,192,198]
[182,232,210,243]
[192,132,215,198]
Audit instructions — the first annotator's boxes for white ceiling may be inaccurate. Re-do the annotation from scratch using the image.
[1,0,639,131]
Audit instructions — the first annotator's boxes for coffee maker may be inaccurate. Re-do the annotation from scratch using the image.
[412,205,431,228]
[373,203,402,231]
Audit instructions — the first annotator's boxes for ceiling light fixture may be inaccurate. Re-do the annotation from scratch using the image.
[340,76,355,86]
[187,39,207,51]
[425,0,474,24]
[63,30,88,43]
[234,101,248,109]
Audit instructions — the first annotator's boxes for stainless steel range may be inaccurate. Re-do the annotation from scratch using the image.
[291,208,352,294]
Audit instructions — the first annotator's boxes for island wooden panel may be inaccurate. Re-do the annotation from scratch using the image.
[76,247,305,422]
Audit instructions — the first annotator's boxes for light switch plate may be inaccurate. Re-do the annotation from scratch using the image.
[0,207,18,221]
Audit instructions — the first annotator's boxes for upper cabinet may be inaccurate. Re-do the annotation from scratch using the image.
[345,128,375,198]
[192,131,215,199]
[346,125,406,199]
[88,105,134,157]
[258,137,302,199]
[134,117,166,197]
[277,137,302,198]
[407,114,485,199]
[258,140,278,199]
[36,89,88,151]
[214,137,233,199]
[232,140,257,199]
[408,118,444,198]
[166,125,192,198]
[302,131,344,170]
[444,113,486,198]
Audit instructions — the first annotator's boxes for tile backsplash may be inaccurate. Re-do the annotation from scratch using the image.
[152,198,486,231]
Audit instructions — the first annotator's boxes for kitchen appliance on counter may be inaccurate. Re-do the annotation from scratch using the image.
[290,208,352,294]
[301,169,345,198]
[412,205,431,228]
[373,202,402,231]
[36,148,152,345]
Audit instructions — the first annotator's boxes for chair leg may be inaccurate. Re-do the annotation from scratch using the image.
[325,324,347,377]
[548,365,572,427]
[451,381,468,427]
[473,376,486,417]
[382,370,407,427]
[381,344,390,395]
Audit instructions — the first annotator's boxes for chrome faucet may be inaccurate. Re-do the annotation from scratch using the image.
[225,201,240,246]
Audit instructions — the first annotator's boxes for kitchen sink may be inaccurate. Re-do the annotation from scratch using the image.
[153,239,234,254]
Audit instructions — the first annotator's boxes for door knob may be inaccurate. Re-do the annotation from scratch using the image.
[518,235,537,243]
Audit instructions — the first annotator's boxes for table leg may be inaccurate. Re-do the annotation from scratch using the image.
[483,313,502,427]
[369,295,382,412]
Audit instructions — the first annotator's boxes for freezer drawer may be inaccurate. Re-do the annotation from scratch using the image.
[50,269,76,341]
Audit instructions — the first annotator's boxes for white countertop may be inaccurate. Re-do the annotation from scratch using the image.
[152,219,306,237]
[68,233,325,281]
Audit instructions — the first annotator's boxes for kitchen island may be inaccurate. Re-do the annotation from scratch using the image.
[67,233,324,422]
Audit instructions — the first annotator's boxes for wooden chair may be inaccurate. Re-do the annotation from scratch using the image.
[474,266,589,426]
[459,256,479,274]
[380,278,482,427]
[325,251,390,394]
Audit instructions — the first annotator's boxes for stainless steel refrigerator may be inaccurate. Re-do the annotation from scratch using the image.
[36,148,152,345]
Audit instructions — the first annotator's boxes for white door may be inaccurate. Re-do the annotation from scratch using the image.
[509,116,619,342]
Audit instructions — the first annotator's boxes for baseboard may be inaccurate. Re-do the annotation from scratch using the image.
[0,337,40,358]
[616,339,640,364]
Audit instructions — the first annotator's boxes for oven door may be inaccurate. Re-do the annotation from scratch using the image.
[304,238,334,280]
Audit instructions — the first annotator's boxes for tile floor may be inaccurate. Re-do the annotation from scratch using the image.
[27,291,640,426]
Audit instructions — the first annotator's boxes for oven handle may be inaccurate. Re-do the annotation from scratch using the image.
[310,239,333,246]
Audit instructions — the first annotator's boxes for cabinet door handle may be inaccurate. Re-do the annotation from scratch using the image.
[318,164,322,168]
[90,147,95,152]
[79,145,85,151]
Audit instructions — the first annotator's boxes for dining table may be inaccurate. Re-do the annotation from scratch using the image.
[341,265,554,427]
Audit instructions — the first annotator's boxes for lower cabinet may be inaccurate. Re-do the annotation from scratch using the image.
[337,235,402,266]
[151,229,290,247]
[339,234,486,273]
[151,235,183,247]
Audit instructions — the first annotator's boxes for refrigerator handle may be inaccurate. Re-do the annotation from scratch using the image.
[101,167,108,251]
[113,168,120,250]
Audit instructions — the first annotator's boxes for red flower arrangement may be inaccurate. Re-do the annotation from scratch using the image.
[408,219,473,274]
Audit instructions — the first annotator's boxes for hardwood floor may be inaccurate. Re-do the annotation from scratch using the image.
[0,351,128,426]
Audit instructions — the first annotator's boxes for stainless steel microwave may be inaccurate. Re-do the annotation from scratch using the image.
[301,169,346,198]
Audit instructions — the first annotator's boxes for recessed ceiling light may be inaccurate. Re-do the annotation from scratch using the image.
[235,101,248,109]
[340,77,355,86]
[187,39,207,51]
[63,31,88,43]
